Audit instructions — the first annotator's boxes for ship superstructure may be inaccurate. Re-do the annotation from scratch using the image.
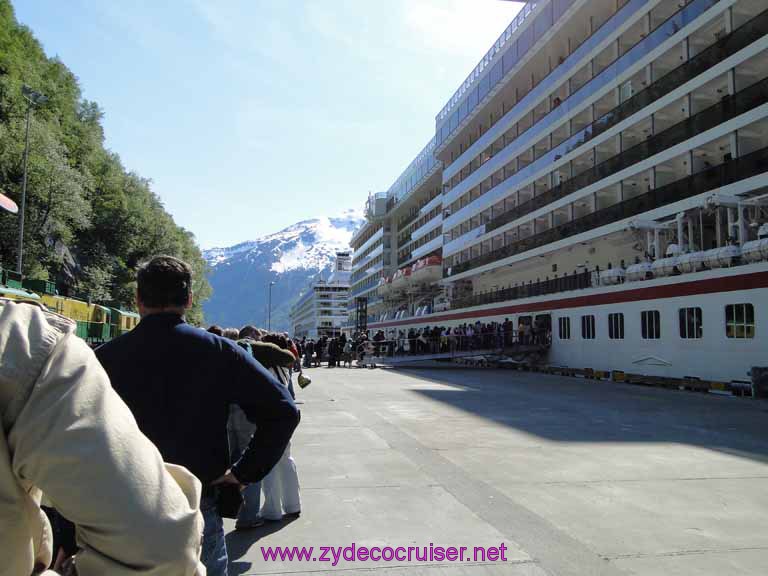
[347,0,768,382]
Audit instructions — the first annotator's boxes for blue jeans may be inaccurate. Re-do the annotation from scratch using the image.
[236,481,262,526]
[201,495,228,576]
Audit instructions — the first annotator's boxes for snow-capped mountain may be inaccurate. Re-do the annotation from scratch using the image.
[203,209,364,332]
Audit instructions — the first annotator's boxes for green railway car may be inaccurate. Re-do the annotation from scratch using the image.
[1,264,139,345]
[109,306,140,339]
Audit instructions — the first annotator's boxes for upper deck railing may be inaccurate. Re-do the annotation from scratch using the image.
[435,1,536,126]
[386,136,440,204]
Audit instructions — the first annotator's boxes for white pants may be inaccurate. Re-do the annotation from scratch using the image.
[260,442,301,520]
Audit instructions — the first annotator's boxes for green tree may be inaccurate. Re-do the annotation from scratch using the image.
[0,0,211,320]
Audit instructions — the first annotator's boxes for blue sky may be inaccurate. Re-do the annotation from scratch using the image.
[15,0,523,249]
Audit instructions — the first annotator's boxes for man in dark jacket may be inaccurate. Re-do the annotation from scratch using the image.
[96,255,299,576]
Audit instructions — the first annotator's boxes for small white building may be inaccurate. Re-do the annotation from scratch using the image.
[290,252,351,339]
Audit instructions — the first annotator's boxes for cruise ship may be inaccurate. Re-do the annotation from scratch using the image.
[348,0,768,383]
[290,252,352,339]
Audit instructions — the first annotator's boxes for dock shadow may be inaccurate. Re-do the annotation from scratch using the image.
[399,368,768,464]
[226,516,299,568]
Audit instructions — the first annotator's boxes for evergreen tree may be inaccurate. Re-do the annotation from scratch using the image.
[0,0,211,323]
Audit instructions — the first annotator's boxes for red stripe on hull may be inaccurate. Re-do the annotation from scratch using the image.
[370,271,768,329]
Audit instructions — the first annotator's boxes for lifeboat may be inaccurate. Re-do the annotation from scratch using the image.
[411,255,443,284]
[704,245,741,269]
[677,251,708,273]
[650,257,679,277]
[391,266,412,289]
[650,245,682,277]
[377,275,392,296]
[626,261,653,282]
[742,223,768,263]
[599,267,625,286]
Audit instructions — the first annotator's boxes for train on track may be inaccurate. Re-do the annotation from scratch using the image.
[0,265,139,345]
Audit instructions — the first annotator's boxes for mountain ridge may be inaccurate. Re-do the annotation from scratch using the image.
[202,209,364,331]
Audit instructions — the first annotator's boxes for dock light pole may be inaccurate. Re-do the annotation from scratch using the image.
[17,85,48,275]
[268,281,275,330]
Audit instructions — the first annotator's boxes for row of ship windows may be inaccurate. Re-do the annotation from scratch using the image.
[442,110,768,273]
[558,304,755,341]
[396,187,442,233]
[449,0,768,197]
[351,223,386,253]
[437,0,575,147]
[398,227,442,265]
[397,205,441,247]
[353,241,388,265]
[444,50,768,248]
[442,2,768,246]
[445,0,729,195]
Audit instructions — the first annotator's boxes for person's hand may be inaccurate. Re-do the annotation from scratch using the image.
[60,556,77,576]
[211,469,243,489]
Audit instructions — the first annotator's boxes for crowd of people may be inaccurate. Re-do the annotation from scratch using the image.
[358,319,551,359]
[292,318,552,371]
[0,255,301,576]
[0,253,556,576]
[297,334,355,369]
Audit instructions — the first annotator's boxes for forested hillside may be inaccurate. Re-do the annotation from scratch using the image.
[0,0,210,323]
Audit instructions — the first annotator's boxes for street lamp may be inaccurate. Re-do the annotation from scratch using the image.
[267,281,276,330]
[17,85,48,275]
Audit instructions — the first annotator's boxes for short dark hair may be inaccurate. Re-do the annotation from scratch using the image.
[207,325,224,336]
[262,332,289,350]
[136,255,192,308]
[239,325,263,340]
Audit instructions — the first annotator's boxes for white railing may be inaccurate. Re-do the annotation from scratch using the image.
[436,2,537,125]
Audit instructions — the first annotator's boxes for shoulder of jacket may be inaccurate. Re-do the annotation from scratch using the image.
[0,298,76,339]
[0,299,78,427]
[251,341,295,367]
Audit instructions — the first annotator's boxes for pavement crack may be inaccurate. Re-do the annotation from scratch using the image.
[604,546,768,560]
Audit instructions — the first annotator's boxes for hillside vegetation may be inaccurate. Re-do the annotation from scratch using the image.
[0,1,210,323]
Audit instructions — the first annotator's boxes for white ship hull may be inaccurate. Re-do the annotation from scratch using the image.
[366,262,768,383]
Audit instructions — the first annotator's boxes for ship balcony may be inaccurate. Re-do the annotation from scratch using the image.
[352,244,384,270]
[352,227,384,258]
[412,235,444,261]
[442,0,736,206]
[445,145,768,278]
[411,213,443,242]
[445,64,768,257]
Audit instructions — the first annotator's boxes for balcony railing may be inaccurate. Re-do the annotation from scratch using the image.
[437,2,538,126]
[443,0,730,203]
[451,269,594,310]
[447,145,768,277]
[478,9,768,236]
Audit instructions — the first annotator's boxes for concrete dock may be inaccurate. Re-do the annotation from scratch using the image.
[224,367,768,575]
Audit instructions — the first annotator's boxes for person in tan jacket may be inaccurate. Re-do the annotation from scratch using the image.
[0,298,206,575]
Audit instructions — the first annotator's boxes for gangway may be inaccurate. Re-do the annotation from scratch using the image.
[365,342,549,368]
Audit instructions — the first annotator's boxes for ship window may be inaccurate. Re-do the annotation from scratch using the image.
[679,307,703,339]
[725,303,755,339]
[581,315,595,339]
[558,317,571,339]
[608,313,624,339]
[641,310,661,339]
